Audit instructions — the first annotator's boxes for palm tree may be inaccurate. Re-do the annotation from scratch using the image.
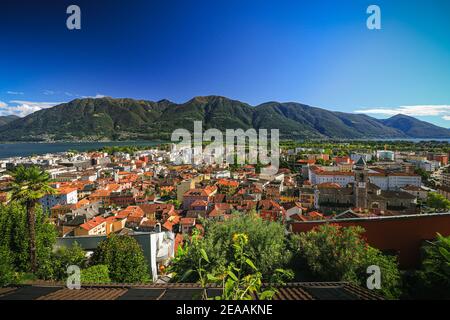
[10,165,56,273]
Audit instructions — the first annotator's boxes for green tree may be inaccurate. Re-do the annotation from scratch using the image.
[10,165,56,272]
[426,192,450,210]
[415,168,430,184]
[188,233,287,300]
[81,265,111,284]
[91,234,149,283]
[0,245,16,286]
[294,224,401,299]
[362,247,402,299]
[170,212,291,282]
[52,243,87,281]
[414,233,450,299]
[0,203,57,278]
[167,199,181,209]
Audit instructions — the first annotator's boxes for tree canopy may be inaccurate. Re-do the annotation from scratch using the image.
[91,234,149,283]
[427,192,450,210]
[292,224,401,299]
[170,212,292,282]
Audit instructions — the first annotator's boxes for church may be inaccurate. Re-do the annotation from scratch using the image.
[317,158,418,215]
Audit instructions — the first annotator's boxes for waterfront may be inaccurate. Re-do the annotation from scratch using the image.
[0,141,162,159]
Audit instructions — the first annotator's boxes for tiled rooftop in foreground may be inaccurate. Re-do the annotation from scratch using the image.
[0,282,383,300]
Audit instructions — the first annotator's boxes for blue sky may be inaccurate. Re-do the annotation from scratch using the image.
[1,0,450,127]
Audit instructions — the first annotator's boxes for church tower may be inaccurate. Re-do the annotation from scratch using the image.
[354,157,368,209]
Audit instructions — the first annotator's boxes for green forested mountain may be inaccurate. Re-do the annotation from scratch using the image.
[0,96,448,141]
[380,114,450,139]
[0,115,20,126]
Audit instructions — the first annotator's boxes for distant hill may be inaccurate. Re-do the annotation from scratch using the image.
[0,115,20,126]
[0,96,448,141]
[380,114,450,139]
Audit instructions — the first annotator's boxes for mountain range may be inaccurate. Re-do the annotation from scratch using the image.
[0,96,449,141]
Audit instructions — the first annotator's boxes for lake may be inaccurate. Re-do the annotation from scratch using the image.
[0,141,163,159]
[1,138,449,160]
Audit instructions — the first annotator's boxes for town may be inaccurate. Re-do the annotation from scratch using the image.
[1,140,450,300]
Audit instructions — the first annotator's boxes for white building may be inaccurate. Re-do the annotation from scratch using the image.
[212,170,231,179]
[368,172,421,190]
[376,150,395,161]
[309,166,421,190]
[39,187,78,211]
[308,166,355,187]
[350,153,373,163]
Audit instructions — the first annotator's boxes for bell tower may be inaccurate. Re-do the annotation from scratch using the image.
[354,157,368,209]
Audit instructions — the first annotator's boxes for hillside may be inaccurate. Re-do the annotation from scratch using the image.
[0,96,448,141]
[0,115,20,126]
[381,114,450,139]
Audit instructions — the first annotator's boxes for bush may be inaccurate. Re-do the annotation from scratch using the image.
[189,233,289,300]
[91,234,149,283]
[51,243,87,281]
[0,203,57,275]
[427,192,450,210]
[81,265,111,284]
[295,224,401,299]
[362,247,402,299]
[0,246,16,286]
[170,212,292,282]
[411,233,450,299]
[297,224,368,282]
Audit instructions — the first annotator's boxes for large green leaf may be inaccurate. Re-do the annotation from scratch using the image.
[200,249,210,263]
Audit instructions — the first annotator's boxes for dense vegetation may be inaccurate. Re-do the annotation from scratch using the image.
[0,203,57,283]
[291,224,402,299]
[405,234,450,299]
[169,214,404,299]
[427,192,450,211]
[0,201,151,285]
[1,96,449,142]
[168,216,450,300]
[1,199,450,299]
[170,212,293,283]
[91,234,150,283]
[280,140,450,154]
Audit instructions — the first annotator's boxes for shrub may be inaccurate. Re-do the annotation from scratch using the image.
[0,203,57,278]
[295,224,401,299]
[170,212,292,282]
[51,242,87,281]
[361,247,402,299]
[91,234,149,283]
[412,233,450,299]
[0,246,17,286]
[427,192,450,210]
[81,265,111,284]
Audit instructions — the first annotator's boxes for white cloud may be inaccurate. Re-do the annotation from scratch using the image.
[43,90,55,95]
[81,93,106,99]
[0,92,106,117]
[0,100,61,117]
[442,115,450,121]
[355,105,450,117]
[6,91,24,95]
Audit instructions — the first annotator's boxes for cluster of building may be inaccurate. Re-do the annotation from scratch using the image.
[1,143,450,276]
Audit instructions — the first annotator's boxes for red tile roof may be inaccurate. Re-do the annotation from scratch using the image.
[79,216,106,231]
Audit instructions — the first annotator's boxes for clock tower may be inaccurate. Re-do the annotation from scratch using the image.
[354,157,368,209]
